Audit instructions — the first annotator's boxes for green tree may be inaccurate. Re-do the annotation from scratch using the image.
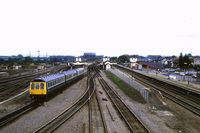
[50,57,62,63]
[179,53,191,70]
[182,54,191,70]
[110,57,118,62]
[25,56,33,63]
[0,58,4,64]
[4,58,14,69]
[24,56,33,69]
[118,55,129,63]
[64,57,68,63]
[178,53,184,70]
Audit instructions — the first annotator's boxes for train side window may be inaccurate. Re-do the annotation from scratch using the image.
[41,83,44,90]
[31,83,35,90]
[36,83,39,90]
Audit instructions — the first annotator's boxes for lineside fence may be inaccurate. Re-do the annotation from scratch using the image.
[108,68,150,103]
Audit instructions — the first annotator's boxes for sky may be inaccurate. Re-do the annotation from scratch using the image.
[0,0,200,57]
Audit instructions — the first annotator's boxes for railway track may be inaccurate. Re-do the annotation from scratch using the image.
[0,65,85,129]
[33,65,100,133]
[0,65,66,102]
[0,65,66,85]
[33,87,91,132]
[34,65,109,133]
[115,65,200,116]
[135,74,200,116]
[96,69,150,133]
[89,66,108,133]
[91,89,108,133]
[0,77,36,101]
[0,102,39,128]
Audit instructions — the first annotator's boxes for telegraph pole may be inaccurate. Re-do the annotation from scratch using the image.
[46,53,48,64]
[37,50,40,63]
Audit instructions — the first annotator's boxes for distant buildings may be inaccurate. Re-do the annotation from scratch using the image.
[1,53,200,71]
[194,57,200,67]
[83,52,96,58]
[0,54,24,61]
[82,52,103,61]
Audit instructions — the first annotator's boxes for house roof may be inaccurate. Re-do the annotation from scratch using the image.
[139,62,164,69]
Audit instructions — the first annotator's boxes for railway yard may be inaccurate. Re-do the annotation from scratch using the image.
[0,64,200,133]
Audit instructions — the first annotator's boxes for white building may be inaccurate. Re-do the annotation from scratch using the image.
[76,57,82,63]
[103,56,111,70]
[103,56,109,62]
[130,57,137,68]
[194,57,200,67]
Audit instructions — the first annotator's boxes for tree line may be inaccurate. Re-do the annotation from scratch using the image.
[0,53,198,70]
[0,55,75,69]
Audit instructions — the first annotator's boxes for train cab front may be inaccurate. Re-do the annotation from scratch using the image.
[29,81,47,101]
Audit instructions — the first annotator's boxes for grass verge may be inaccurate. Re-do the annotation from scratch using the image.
[105,71,146,104]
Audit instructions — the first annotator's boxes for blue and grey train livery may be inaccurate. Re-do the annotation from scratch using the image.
[29,68,85,99]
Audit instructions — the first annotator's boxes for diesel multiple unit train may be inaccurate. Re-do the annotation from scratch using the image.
[29,68,85,99]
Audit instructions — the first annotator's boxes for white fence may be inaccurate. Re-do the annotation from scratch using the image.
[108,68,149,103]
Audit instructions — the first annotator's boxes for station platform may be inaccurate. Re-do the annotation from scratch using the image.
[114,65,200,94]
[133,69,200,93]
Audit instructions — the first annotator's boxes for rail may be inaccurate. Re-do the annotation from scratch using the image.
[115,64,200,116]
[0,102,39,128]
[96,70,150,133]
[34,65,96,133]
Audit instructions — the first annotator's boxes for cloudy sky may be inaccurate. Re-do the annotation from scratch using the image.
[0,0,200,57]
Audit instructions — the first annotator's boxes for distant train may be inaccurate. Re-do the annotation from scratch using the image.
[29,68,85,100]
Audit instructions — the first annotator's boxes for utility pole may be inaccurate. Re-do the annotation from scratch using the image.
[37,50,40,63]
[46,53,48,64]
[37,50,40,77]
